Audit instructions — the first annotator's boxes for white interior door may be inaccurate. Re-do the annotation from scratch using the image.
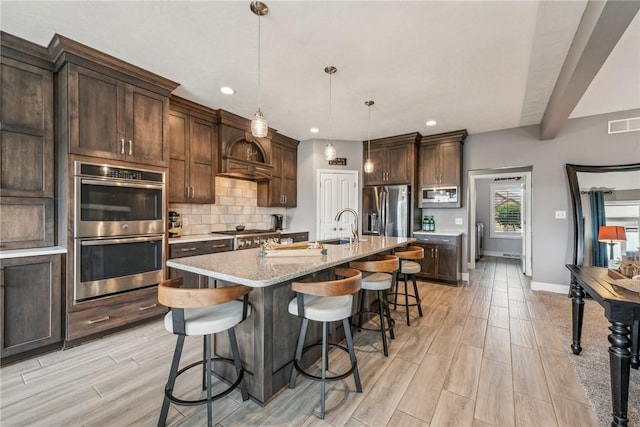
[317,170,358,239]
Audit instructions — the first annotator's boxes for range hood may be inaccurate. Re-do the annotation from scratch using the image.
[217,110,273,181]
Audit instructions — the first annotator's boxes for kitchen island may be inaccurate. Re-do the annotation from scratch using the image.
[166,236,414,404]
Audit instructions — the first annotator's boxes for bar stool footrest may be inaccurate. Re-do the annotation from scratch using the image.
[166,357,244,406]
[388,293,421,307]
[293,343,357,382]
[353,310,395,332]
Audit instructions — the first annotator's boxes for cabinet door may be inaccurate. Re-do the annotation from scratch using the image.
[386,144,412,184]
[188,117,215,203]
[420,144,440,187]
[125,84,169,166]
[0,254,61,358]
[363,146,387,186]
[282,144,297,206]
[437,244,458,281]
[168,111,189,203]
[413,242,436,279]
[269,143,284,206]
[1,58,54,198]
[68,64,124,160]
[439,142,461,187]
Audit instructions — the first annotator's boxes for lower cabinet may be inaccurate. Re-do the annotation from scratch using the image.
[168,238,234,287]
[1,254,62,362]
[279,231,308,243]
[413,234,461,284]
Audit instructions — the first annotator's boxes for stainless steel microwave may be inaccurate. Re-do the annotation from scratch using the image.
[421,186,458,207]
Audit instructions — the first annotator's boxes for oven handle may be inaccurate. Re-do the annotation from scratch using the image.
[81,236,164,246]
[80,178,164,190]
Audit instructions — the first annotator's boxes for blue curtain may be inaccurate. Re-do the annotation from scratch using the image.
[590,191,608,267]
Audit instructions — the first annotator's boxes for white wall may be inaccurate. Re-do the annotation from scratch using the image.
[464,108,640,289]
[288,138,363,240]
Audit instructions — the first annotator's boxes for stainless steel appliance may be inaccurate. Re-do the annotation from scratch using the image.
[73,161,166,301]
[362,185,411,237]
[271,214,283,231]
[213,229,280,250]
[74,161,165,237]
[421,186,458,208]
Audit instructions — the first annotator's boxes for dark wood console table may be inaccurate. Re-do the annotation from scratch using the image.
[567,264,640,427]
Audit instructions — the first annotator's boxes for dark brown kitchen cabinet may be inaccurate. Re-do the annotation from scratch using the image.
[169,97,217,203]
[258,133,299,207]
[419,129,467,189]
[1,254,62,363]
[363,132,420,186]
[168,238,233,287]
[49,34,178,167]
[413,234,461,284]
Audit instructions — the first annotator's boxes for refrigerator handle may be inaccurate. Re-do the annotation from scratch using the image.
[381,189,387,236]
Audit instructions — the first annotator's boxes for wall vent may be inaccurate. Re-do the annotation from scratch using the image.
[608,117,640,134]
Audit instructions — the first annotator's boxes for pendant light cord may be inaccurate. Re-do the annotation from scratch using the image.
[257,12,262,110]
[329,71,333,142]
[367,103,371,158]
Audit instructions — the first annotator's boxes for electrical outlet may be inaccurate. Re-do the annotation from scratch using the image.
[455,218,463,225]
[555,210,566,219]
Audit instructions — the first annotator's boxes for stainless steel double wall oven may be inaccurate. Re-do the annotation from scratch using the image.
[73,161,165,301]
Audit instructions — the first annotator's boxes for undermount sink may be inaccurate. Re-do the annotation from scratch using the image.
[321,238,352,245]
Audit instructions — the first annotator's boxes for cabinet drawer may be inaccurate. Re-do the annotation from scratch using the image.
[67,287,166,341]
[169,239,233,259]
[415,235,457,245]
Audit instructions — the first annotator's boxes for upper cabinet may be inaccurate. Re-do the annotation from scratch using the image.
[363,132,420,186]
[419,129,468,188]
[258,133,299,207]
[49,34,179,167]
[168,97,217,204]
[1,32,54,199]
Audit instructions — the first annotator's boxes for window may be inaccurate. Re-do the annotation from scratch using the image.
[490,183,522,238]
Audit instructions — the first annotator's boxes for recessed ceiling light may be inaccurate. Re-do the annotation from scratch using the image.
[426,120,437,127]
[310,127,319,133]
[220,86,235,95]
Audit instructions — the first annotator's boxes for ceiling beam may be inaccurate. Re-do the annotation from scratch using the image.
[540,0,640,140]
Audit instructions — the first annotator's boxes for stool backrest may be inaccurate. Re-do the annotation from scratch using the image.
[158,277,252,309]
[349,254,399,273]
[291,267,362,297]
[395,245,424,260]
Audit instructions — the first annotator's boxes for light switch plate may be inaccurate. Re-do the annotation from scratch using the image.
[455,218,463,225]
[555,210,566,219]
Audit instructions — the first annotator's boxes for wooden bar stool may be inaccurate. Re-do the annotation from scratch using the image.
[288,267,362,419]
[157,278,251,427]
[390,245,424,326]
[349,254,399,357]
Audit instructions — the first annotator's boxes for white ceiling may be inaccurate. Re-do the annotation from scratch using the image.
[2,1,639,142]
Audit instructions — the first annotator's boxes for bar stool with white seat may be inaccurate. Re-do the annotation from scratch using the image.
[288,267,362,419]
[349,254,399,357]
[390,245,424,326]
[157,277,252,427]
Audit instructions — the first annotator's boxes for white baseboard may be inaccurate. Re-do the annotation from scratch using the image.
[531,281,569,294]
[461,272,469,282]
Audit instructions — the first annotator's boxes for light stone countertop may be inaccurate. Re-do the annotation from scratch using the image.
[0,246,67,259]
[168,234,233,244]
[167,235,414,287]
[413,230,463,237]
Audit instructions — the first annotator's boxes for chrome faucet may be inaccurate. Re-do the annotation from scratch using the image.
[334,208,359,243]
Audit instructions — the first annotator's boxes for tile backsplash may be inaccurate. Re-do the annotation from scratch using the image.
[169,177,286,235]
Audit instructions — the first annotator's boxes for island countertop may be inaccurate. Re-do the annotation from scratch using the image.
[166,235,415,287]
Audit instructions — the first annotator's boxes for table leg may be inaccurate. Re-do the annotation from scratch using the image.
[571,282,585,355]
[631,320,639,369]
[609,321,631,427]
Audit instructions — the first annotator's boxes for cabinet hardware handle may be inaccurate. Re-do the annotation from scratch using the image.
[190,186,195,198]
[138,303,158,311]
[435,248,439,257]
[181,247,197,252]
[284,195,287,204]
[120,139,125,154]
[128,140,133,156]
[88,316,110,324]
[331,227,337,231]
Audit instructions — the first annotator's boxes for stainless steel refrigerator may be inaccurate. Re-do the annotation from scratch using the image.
[362,185,412,237]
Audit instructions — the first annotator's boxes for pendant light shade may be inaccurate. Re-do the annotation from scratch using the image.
[324,66,337,161]
[250,1,268,138]
[364,100,375,173]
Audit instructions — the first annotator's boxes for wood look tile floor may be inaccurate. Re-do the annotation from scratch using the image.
[0,257,600,427]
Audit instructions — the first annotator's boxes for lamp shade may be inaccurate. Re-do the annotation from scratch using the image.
[598,225,627,243]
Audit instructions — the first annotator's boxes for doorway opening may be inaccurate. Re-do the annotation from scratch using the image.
[468,167,532,276]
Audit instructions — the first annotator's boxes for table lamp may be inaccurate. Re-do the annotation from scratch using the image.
[598,225,627,260]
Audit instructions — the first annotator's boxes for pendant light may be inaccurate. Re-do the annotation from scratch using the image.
[250,1,268,138]
[364,100,375,173]
[324,66,337,161]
